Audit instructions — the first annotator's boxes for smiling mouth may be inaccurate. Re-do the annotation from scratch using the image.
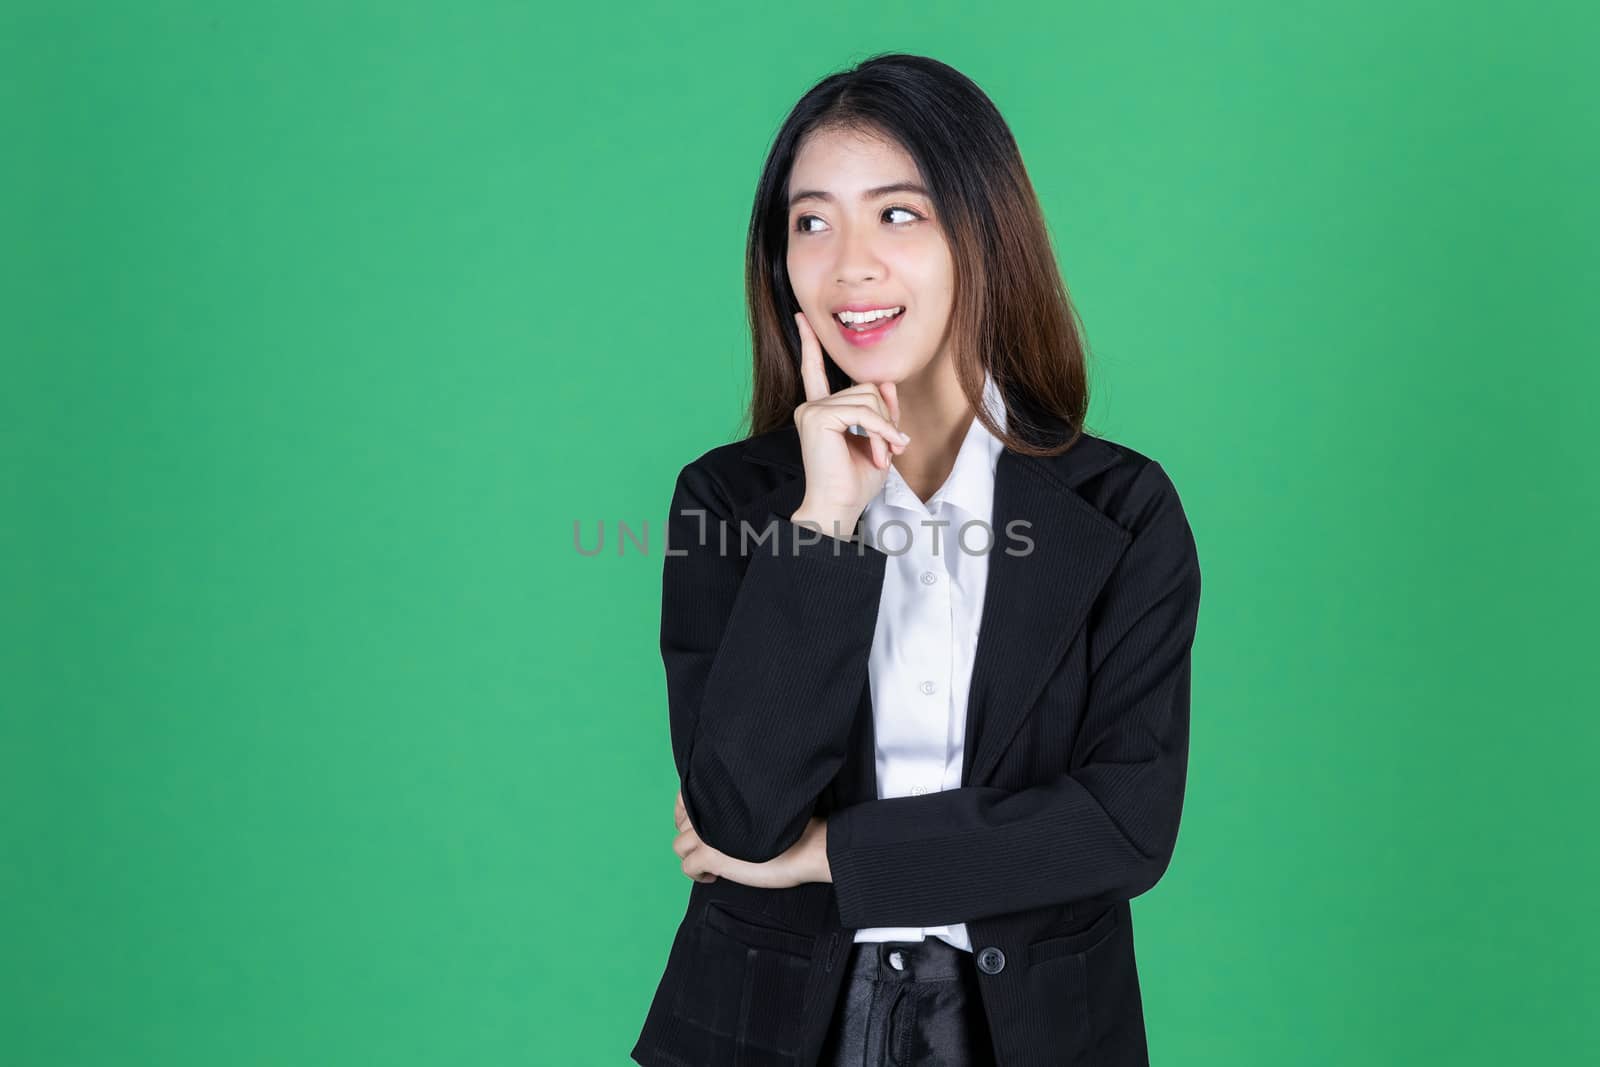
[834,307,906,332]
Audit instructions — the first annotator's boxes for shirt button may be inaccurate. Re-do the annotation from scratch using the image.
[919,680,937,695]
[920,570,937,585]
[976,947,1006,974]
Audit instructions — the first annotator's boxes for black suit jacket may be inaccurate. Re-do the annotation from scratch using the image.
[631,413,1202,1067]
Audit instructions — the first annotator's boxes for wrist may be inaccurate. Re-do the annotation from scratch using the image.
[817,819,832,883]
[790,504,861,541]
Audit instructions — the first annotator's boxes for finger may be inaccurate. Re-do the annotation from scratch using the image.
[680,843,720,882]
[841,422,904,463]
[819,405,909,451]
[879,380,900,427]
[684,862,718,883]
[674,827,699,858]
[800,402,908,460]
[814,382,891,422]
[795,313,830,402]
[850,425,906,466]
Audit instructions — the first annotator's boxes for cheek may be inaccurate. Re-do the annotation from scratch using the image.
[785,249,824,297]
[892,240,952,294]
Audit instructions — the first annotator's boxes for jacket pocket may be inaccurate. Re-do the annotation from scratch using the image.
[704,901,819,958]
[670,901,814,1057]
[1018,908,1117,1064]
[1026,905,1118,965]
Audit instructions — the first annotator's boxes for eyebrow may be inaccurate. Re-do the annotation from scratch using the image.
[787,181,931,210]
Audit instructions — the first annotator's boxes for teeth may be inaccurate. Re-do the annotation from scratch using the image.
[835,306,904,325]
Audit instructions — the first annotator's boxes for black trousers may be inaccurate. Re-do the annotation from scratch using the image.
[818,938,999,1067]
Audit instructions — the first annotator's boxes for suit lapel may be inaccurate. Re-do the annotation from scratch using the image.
[960,448,1131,785]
[739,419,1132,790]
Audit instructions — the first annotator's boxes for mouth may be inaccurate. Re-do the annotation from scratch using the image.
[831,304,906,348]
[833,305,906,333]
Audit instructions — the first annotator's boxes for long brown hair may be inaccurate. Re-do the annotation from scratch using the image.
[744,53,1093,456]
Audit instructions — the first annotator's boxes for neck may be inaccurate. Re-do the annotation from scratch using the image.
[887,356,977,504]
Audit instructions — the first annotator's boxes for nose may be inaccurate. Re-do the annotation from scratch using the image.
[833,224,882,285]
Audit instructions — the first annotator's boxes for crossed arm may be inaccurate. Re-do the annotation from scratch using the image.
[663,458,1201,928]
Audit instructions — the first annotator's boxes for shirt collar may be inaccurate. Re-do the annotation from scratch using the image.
[872,371,1006,522]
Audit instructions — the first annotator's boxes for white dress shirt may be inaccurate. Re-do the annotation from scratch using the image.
[850,372,1007,952]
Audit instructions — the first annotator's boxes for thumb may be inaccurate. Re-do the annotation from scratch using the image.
[879,380,900,427]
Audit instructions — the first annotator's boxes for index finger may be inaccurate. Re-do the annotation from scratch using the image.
[795,312,831,402]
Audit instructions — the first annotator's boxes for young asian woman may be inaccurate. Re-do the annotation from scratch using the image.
[632,54,1203,1067]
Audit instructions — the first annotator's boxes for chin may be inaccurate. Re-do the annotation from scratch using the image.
[835,351,921,385]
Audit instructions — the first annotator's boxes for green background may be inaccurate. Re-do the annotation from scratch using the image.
[5,2,1596,1064]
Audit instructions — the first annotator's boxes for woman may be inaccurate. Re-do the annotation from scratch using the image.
[631,53,1202,1067]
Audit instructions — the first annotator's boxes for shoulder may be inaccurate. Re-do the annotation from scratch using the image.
[1063,431,1199,587]
[669,425,801,518]
[1037,428,1191,534]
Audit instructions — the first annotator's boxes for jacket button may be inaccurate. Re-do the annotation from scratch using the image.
[976,946,1006,974]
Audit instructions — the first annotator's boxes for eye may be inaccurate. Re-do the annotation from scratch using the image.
[792,205,925,234]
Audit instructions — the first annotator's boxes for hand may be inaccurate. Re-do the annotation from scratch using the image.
[790,311,908,534]
[674,789,831,888]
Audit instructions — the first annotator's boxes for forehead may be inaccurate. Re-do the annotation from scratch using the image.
[789,127,921,191]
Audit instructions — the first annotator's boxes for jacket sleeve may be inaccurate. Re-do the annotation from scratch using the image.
[663,458,889,863]
[824,460,1201,928]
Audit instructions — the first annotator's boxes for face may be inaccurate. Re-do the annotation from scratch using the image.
[784,126,955,387]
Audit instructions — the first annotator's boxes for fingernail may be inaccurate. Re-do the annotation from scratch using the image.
[897,431,910,442]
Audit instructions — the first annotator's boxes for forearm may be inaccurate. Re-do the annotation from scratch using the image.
[668,491,888,862]
[824,757,1184,928]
